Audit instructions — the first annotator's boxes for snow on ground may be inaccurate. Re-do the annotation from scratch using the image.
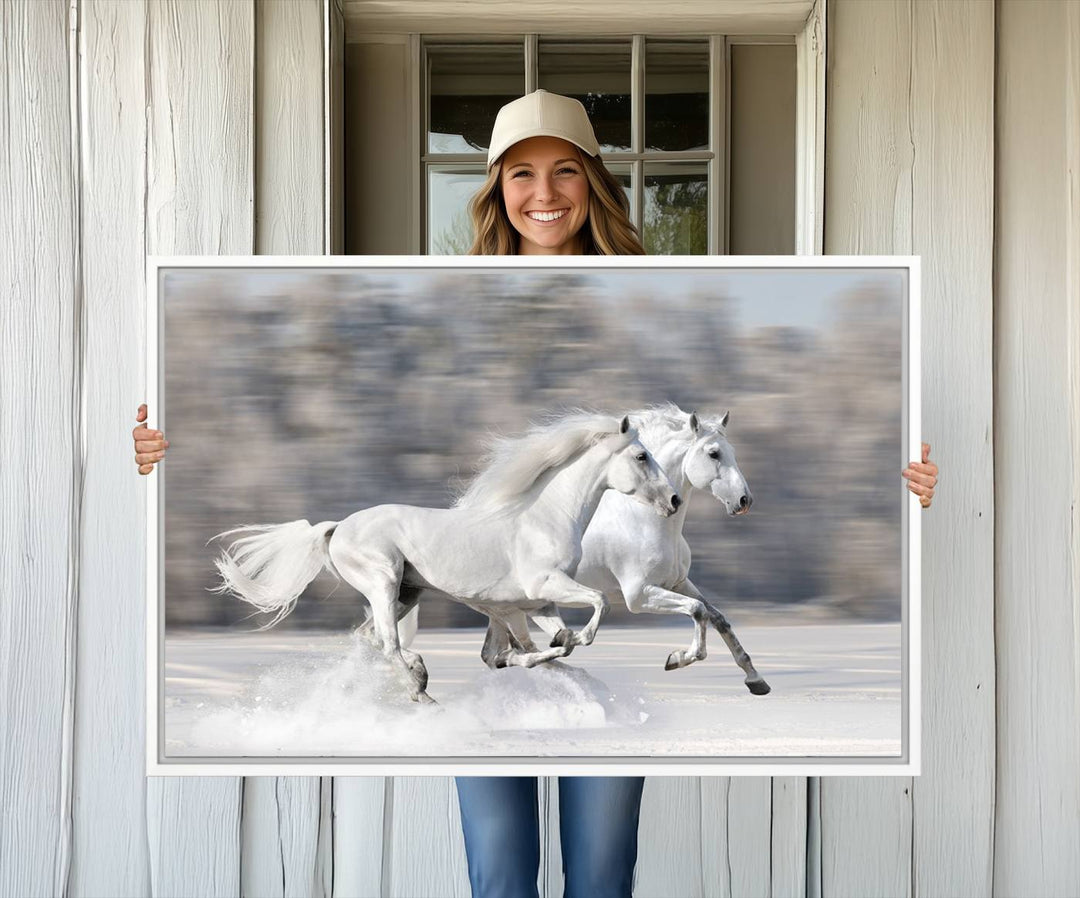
[164,620,902,759]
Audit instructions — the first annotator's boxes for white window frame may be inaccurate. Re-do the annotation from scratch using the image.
[392,0,825,256]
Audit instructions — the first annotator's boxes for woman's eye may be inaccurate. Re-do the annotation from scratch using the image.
[557,167,580,175]
[511,170,531,178]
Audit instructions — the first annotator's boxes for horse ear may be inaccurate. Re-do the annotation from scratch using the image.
[620,415,630,434]
[689,412,700,434]
[719,410,730,428]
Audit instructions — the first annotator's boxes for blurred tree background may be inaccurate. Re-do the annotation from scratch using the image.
[163,269,903,630]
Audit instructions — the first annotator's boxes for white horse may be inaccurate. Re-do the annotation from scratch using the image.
[211,413,680,703]
[399,404,770,695]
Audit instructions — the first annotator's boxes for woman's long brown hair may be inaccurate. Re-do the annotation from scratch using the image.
[467,151,645,256]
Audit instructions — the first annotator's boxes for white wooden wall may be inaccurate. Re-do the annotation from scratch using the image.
[2,1,1078,896]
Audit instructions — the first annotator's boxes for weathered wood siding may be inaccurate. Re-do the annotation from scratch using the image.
[2,1,1078,897]
[72,1,151,894]
[0,2,79,896]
[824,2,996,897]
[994,1,1080,893]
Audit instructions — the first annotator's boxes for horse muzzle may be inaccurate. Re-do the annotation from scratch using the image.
[658,492,682,517]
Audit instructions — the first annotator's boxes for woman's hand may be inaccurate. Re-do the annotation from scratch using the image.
[133,403,169,475]
[903,442,938,509]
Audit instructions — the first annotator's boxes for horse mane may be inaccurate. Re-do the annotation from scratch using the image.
[630,402,728,446]
[454,410,634,511]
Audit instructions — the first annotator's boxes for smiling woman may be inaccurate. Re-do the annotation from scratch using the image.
[466,90,645,256]
[500,137,591,254]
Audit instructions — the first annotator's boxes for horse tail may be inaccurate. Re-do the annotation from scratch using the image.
[210,519,338,629]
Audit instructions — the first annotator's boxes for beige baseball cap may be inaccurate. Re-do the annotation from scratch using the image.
[486,90,601,169]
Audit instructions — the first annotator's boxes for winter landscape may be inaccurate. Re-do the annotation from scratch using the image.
[164,619,902,760]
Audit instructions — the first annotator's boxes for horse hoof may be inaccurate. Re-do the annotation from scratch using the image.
[550,628,574,649]
[410,662,429,691]
[416,692,439,705]
[747,679,771,695]
[664,652,681,671]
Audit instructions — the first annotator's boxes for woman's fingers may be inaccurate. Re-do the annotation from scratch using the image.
[132,422,162,439]
[903,445,937,508]
[902,466,936,488]
[134,403,168,473]
[135,438,169,453]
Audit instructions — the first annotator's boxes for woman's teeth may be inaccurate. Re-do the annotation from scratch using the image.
[527,209,567,222]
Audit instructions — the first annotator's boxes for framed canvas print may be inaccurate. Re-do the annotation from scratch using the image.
[146,256,920,776]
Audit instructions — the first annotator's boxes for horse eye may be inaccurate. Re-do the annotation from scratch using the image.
[708,450,720,460]
[636,452,648,462]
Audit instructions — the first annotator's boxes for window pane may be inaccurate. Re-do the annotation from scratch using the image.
[538,40,631,153]
[604,163,634,221]
[428,167,487,254]
[643,163,708,255]
[428,44,524,154]
[645,40,709,152]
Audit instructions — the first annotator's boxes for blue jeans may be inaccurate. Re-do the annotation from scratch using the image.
[455,776,646,898]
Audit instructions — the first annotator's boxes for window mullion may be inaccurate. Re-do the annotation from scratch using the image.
[709,35,726,256]
[525,34,537,93]
[631,34,645,234]
[417,37,428,254]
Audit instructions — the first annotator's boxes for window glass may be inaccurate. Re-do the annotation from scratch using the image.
[643,163,708,255]
[603,162,634,216]
[428,167,487,254]
[645,40,709,152]
[538,40,632,153]
[427,44,524,154]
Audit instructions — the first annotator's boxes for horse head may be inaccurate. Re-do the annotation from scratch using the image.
[683,411,753,516]
[605,415,682,517]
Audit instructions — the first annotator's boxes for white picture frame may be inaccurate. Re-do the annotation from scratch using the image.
[147,254,920,777]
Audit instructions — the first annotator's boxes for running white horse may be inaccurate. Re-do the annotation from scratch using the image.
[211,413,680,703]
[399,404,770,695]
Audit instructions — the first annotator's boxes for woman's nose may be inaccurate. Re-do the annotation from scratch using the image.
[534,175,557,200]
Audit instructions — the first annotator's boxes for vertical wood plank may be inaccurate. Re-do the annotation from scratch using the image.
[822,2,914,895]
[994,1,1080,893]
[698,778,772,898]
[147,778,243,897]
[144,0,254,256]
[327,0,345,255]
[387,777,470,898]
[145,1,253,894]
[0,1,78,895]
[636,777,703,898]
[255,0,324,257]
[821,779,912,898]
[332,778,386,897]
[243,2,328,896]
[242,778,325,898]
[70,1,152,894]
[770,777,807,898]
[908,2,996,896]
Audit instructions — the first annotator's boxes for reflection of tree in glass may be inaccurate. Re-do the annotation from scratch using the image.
[433,211,473,255]
[644,177,707,255]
